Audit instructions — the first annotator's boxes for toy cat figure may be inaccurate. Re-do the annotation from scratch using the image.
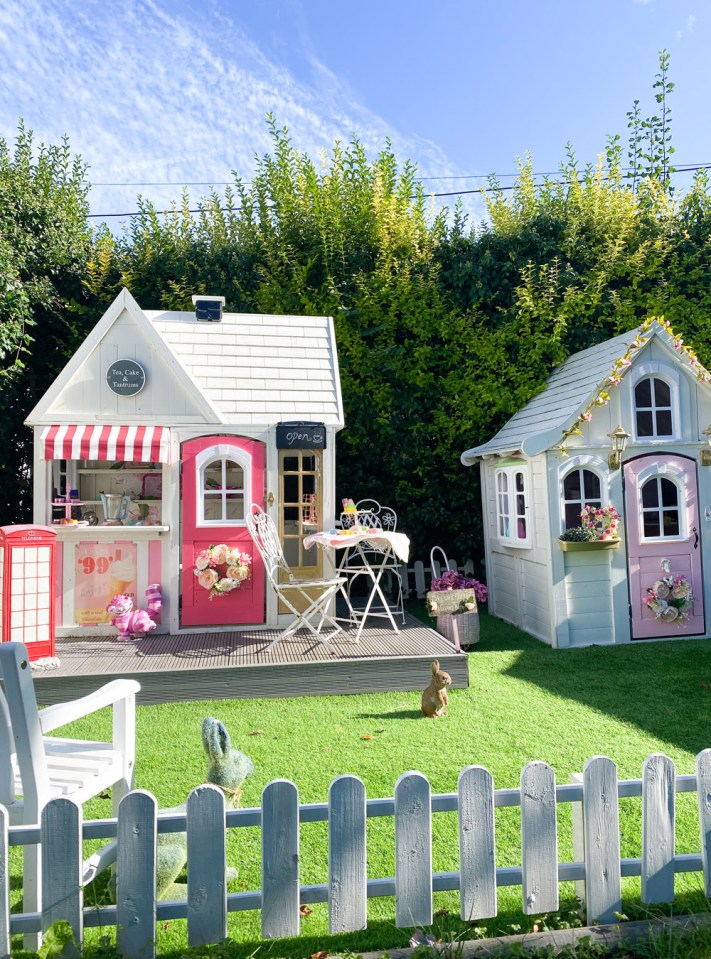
[106,584,162,642]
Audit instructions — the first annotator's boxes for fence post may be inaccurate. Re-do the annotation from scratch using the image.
[395,771,432,928]
[187,785,227,948]
[641,754,675,904]
[458,765,496,921]
[328,775,367,933]
[520,762,558,915]
[696,749,711,896]
[116,791,157,959]
[42,799,82,946]
[582,757,621,924]
[262,779,300,939]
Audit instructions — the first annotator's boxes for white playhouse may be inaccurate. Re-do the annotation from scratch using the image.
[461,319,711,648]
[25,288,344,636]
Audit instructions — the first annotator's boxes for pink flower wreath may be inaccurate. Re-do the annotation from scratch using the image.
[193,544,252,599]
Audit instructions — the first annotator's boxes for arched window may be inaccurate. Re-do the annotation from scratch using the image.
[640,475,681,538]
[495,463,530,547]
[635,376,673,438]
[198,454,246,524]
[562,468,602,530]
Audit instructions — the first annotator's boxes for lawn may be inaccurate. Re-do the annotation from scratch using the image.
[19,607,711,958]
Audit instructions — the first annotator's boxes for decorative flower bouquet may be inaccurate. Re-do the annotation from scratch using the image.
[645,558,693,624]
[580,503,620,540]
[194,544,252,599]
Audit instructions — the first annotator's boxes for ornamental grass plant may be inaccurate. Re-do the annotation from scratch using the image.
[15,608,711,959]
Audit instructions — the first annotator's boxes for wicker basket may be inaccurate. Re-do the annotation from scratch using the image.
[426,589,479,650]
[436,612,480,649]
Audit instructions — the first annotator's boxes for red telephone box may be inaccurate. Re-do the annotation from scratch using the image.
[0,525,56,660]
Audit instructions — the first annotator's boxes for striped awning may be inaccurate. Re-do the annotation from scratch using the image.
[40,425,170,463]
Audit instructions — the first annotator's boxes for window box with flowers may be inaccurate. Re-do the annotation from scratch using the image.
[426,570,488,650]
[558,504,621,551]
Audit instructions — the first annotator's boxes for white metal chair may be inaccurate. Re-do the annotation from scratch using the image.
[246,505,346,650]
[342,500,405,624]
[0,641,140,946]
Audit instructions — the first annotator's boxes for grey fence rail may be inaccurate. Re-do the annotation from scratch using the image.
[4,751,711,959]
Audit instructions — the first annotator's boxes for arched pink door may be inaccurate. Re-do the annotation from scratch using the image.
[624,453,705,638]
[181,436,265,627]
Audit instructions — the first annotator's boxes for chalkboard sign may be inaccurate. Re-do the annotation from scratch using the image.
[106,359,146,397]
[276,421,327,449]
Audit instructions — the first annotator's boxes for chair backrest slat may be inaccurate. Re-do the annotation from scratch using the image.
[0,642,51,817]
[246,507,293,583]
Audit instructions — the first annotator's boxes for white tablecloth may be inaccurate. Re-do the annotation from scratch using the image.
[303,529,410,563]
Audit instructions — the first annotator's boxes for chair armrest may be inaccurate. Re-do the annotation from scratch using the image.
[38,679,141,734]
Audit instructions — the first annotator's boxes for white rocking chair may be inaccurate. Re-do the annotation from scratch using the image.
[246,505,346,651]
[0,641,140,947]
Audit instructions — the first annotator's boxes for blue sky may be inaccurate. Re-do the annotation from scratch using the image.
[0,0,707,229]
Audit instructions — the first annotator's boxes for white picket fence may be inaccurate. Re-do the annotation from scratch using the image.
[4,750,711,959]
[404,557,477,598]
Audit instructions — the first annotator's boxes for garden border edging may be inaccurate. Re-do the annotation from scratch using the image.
[349,913,711,958]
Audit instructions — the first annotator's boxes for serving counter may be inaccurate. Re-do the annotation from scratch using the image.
[55,524,169,636]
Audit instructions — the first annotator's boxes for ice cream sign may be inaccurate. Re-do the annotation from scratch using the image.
[74,543,137,624]
[106,359,146,397]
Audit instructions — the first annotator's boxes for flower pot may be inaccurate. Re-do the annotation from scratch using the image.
[557,537,620,552]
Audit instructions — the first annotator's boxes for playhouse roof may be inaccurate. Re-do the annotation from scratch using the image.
[460,322,701,464]
[26,288,344,429]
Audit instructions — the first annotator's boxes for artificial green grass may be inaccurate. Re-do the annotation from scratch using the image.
[18,607,711,958]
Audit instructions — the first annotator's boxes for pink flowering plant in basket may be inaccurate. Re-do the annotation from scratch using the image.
[193,544,252,599]
[428,569,488,614]
[580,503,620,540]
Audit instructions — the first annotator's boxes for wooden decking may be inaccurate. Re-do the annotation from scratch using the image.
[31,612,469,705]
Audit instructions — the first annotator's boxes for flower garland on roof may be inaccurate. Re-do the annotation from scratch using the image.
[556,316,711,457]
[645,558,693,624]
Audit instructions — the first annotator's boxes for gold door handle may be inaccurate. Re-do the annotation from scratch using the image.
[267,491,275,507]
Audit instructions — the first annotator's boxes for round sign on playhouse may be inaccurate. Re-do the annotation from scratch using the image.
[106,360,146,397]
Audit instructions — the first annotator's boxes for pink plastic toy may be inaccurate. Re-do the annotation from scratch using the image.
[107,584,163,642]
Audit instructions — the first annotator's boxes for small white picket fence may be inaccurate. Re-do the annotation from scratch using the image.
[4,750,711,959]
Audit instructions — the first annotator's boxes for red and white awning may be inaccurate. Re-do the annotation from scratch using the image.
[40,425,170,463]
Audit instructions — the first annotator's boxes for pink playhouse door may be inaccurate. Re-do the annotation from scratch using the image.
[625,453,705,639]
[181,436,265,627]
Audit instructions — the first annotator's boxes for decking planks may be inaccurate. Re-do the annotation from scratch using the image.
[31,613,469,705]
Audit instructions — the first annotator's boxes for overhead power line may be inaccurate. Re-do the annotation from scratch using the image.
[87,163,711,219]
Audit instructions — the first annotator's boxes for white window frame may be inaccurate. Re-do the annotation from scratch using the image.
[494,462,531,548]
[194,444,251,527]
[631,362,680,442]
[558,455,608,533]
[636,461,687,543]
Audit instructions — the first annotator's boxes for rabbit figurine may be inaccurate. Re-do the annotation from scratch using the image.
[112,718,254,901]
[421,660,452,718]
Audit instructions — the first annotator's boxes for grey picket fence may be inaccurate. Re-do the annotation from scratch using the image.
[3,751,711,959]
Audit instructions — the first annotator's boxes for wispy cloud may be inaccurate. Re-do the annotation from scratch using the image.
[0,0,470,226]
[677,13,696,38]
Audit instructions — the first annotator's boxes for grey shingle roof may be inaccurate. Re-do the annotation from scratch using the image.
[460,326,646,463]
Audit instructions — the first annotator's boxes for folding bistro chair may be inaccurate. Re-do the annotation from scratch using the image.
[343,499,405,624]
[246,505,346,651]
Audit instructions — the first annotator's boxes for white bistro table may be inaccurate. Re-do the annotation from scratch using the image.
[303,529,410,641]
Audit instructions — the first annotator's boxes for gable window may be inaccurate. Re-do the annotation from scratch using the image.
[562,468,602,530]
[635,376,673,438]
[495,464,530,547]
[640,475,681,539]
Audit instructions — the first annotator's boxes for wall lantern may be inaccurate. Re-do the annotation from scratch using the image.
[608,426,630,471]
[702,425,711,466]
